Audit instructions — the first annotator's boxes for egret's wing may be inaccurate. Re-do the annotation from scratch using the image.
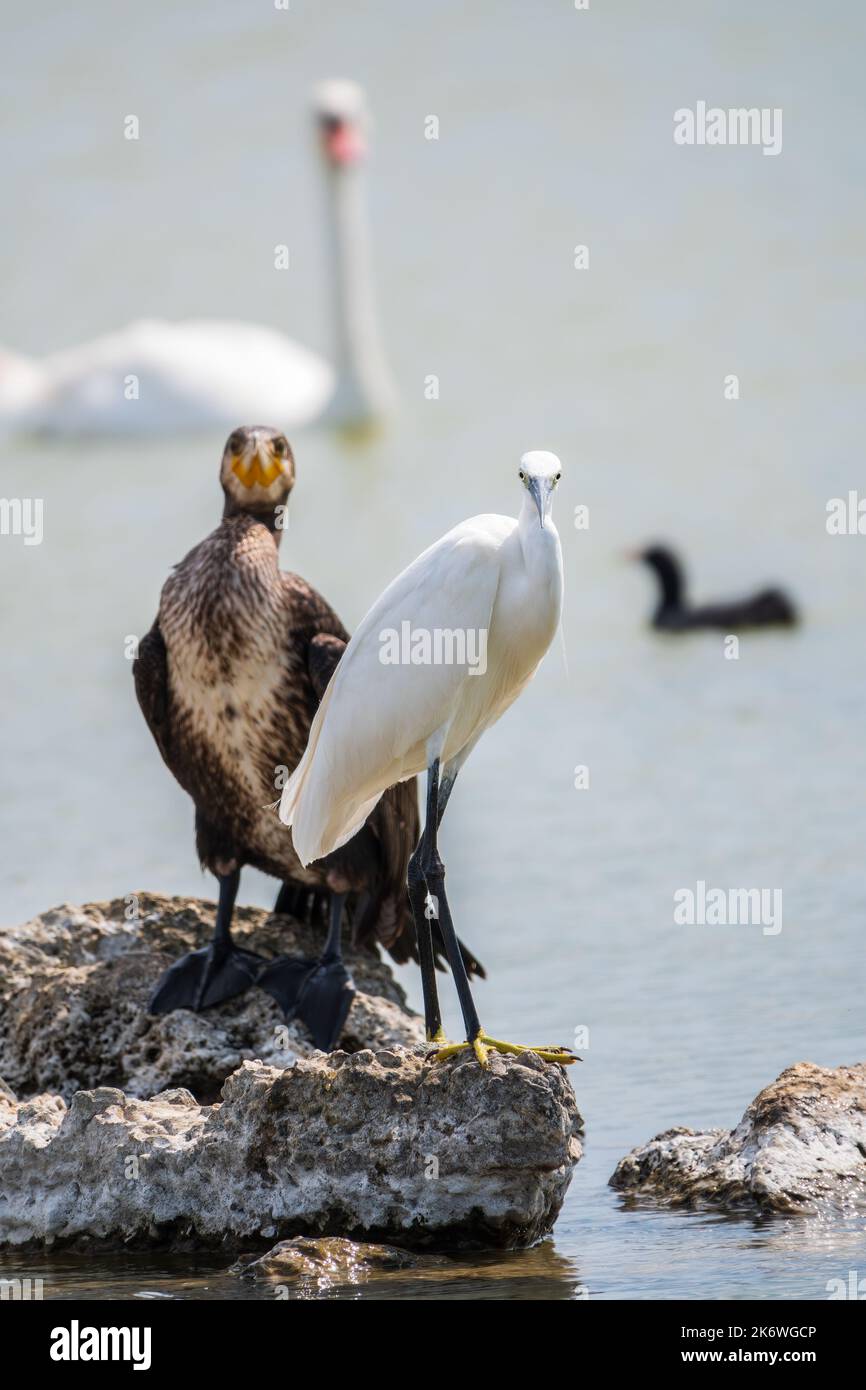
[281,514,513,864]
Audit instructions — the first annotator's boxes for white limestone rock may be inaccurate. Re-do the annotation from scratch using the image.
[610,1062,866,1214]
[0,1049,583,1251]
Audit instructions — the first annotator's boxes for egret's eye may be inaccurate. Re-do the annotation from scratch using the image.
[518,470,525,482]
[555,472,561,482]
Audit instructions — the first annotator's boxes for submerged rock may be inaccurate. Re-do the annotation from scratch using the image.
[610,1062,866,1214]
[231,1235,584,1298]
[231,1237,445,1291]
[0,1050,582,1251]
[0,893,422,1103]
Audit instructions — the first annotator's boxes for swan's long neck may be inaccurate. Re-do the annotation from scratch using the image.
[324,164,393,427]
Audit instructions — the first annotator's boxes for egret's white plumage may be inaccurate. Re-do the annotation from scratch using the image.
[1,81,392,438]
[281,451,565,865]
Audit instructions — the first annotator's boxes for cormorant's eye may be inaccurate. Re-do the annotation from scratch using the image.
[272,437,287,457]
[228,430,246,454]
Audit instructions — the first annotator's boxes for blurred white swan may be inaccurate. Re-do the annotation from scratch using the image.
[0,81,393,437]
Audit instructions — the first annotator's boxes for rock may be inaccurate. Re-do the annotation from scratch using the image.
[610,1062,866,1214]
[231,1237,448,1291]
[0,1051,582,1251]
[230,1235,584,1296]
[0,893,422,1103]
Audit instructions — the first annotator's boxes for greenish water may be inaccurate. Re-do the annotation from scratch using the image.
[1,0,865,1299]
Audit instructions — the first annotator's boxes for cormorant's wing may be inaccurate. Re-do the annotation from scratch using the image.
[133,622,171,766]
[307,632,347,700]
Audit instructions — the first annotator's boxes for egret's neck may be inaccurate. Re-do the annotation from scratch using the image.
[323,165,393,426]
[518,495,564,618]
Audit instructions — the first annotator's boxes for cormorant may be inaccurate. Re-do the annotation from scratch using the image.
[636,544,798,632]
[134,425,482,1050]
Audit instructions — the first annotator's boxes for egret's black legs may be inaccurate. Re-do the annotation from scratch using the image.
[407,758,479,1043]
[417,759,482,1044]
[436,765,458,828]
[258,892,355,1051]
[408,776,443,1040]
[408,754,468,1040]
[408,755,467,1041]
[148,868,268,1014]
[419,758,577,1069]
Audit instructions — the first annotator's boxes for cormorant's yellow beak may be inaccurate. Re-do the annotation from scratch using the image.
[231,446,286,489]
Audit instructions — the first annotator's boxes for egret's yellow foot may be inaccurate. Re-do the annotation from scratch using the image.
[425,1036,482,1063]
[426,1026,448,1044]
[427,1031,577,1068]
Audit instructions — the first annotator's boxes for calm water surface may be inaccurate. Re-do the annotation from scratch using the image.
[1,0,865,1299]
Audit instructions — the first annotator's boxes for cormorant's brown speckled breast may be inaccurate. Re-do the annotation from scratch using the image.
[156,513,346,883]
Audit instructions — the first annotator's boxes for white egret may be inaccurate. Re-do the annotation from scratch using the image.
[280,451,576,1067]
[0,82,393,437]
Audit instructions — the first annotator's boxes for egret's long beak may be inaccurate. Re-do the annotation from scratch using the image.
[231,444,285,489]
[528,476,549,529]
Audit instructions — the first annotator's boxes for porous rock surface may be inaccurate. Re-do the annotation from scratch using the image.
[610,1062,866,1214]
[0,1050,583,1251]
[0,893,422,1103]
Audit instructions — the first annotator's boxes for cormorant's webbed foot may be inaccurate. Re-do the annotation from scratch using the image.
[148,942,268,1015]
[427,1031,579,1069]
[258,954,355,1052]
[148,868,266,1015]
[258,892,354,1052]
